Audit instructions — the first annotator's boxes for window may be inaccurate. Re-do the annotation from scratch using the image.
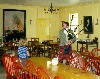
[69,13,79,38]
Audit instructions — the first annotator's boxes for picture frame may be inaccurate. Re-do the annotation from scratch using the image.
[83,16,93,34]
[3,9,26,42]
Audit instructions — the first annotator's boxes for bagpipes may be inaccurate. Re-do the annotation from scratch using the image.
[62,18,83,43]
[63,28,84,56]
[73,25,83,35]
[64,28,76,40]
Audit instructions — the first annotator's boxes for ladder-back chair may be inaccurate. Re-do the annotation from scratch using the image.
[26,60,39,79]
[37,66,51,79]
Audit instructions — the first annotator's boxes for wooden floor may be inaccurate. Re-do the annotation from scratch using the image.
[29,57,100,79]
[0,62,6,79]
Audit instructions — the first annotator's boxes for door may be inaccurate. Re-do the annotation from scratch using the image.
[36,18,50,42]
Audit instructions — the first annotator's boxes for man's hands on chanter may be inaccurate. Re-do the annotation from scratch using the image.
[66,40,72,45]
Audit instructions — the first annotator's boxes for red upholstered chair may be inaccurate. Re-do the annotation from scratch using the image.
[2,54,31,79]
[82,48,100,67]
[85,59,100,76]
[54,76,62,79]
[13,62,30,79]
[2,54,16,79]
[26,60,38,79]
[69,50,78,61]
[2,54,9,78]
[69,50,86,70]
[80,46,88,54]
[2,54,7,68]
[12,57,33,79]
[91,48,100,57]
[37,66,51,79]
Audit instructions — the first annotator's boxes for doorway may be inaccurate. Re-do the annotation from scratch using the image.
[36,18,51,42]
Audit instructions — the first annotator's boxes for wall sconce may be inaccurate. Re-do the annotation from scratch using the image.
[95,19,98,25]
[44,3,59,14]
[30,20,32,24]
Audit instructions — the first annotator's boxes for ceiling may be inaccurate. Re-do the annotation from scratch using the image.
[0,0,99,7]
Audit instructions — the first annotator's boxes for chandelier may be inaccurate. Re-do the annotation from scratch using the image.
[44,3,59,14]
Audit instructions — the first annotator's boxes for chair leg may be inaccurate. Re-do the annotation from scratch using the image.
[34,49,38,57]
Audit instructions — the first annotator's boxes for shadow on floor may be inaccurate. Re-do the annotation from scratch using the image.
[0,61,6,79]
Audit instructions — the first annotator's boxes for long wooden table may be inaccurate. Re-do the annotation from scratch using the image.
[29,57,99,79]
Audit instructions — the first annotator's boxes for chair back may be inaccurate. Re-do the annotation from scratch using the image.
[12,56,30,79]
[28,41,35,46]
[57,38,60,43]
[4,42,14,52]
[5,41,13,47]
[47,40,53,43]
[0,39,2,45]
[2,54,16,79]
[69,50,85,70]
[31,38,39,42]
[27,41,36,56]
[80,46,88,53]
[26,60,38,79]
[2,54,31,79]
[91,48,100,57]
[85,59,100,75]
[13,62,29,79]
[2,54,7,67]
[37,66,51,79]
[54,76,62,79]
[28,41,35,51]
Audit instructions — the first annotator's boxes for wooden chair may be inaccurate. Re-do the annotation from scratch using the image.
[33,41,43,57]
[50,42,59,59]
[28,41,36,57]
[37,44,44,57]
[4,42,14,52]
[47,40,53,43]
[26,60,39,79]
[14,41,19,50]
[57,38,60,43]
[44,40,53,58]
[37,66,51,79]
[54,76,62,79]
[30,38,43,57]
[0,40,5,63]
[39,40,53,57]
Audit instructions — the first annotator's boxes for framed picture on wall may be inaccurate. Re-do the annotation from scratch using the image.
[83,16,93,34]
[3,9,26,42]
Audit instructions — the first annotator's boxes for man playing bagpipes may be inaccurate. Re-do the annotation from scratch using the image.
[58,21,76,63]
